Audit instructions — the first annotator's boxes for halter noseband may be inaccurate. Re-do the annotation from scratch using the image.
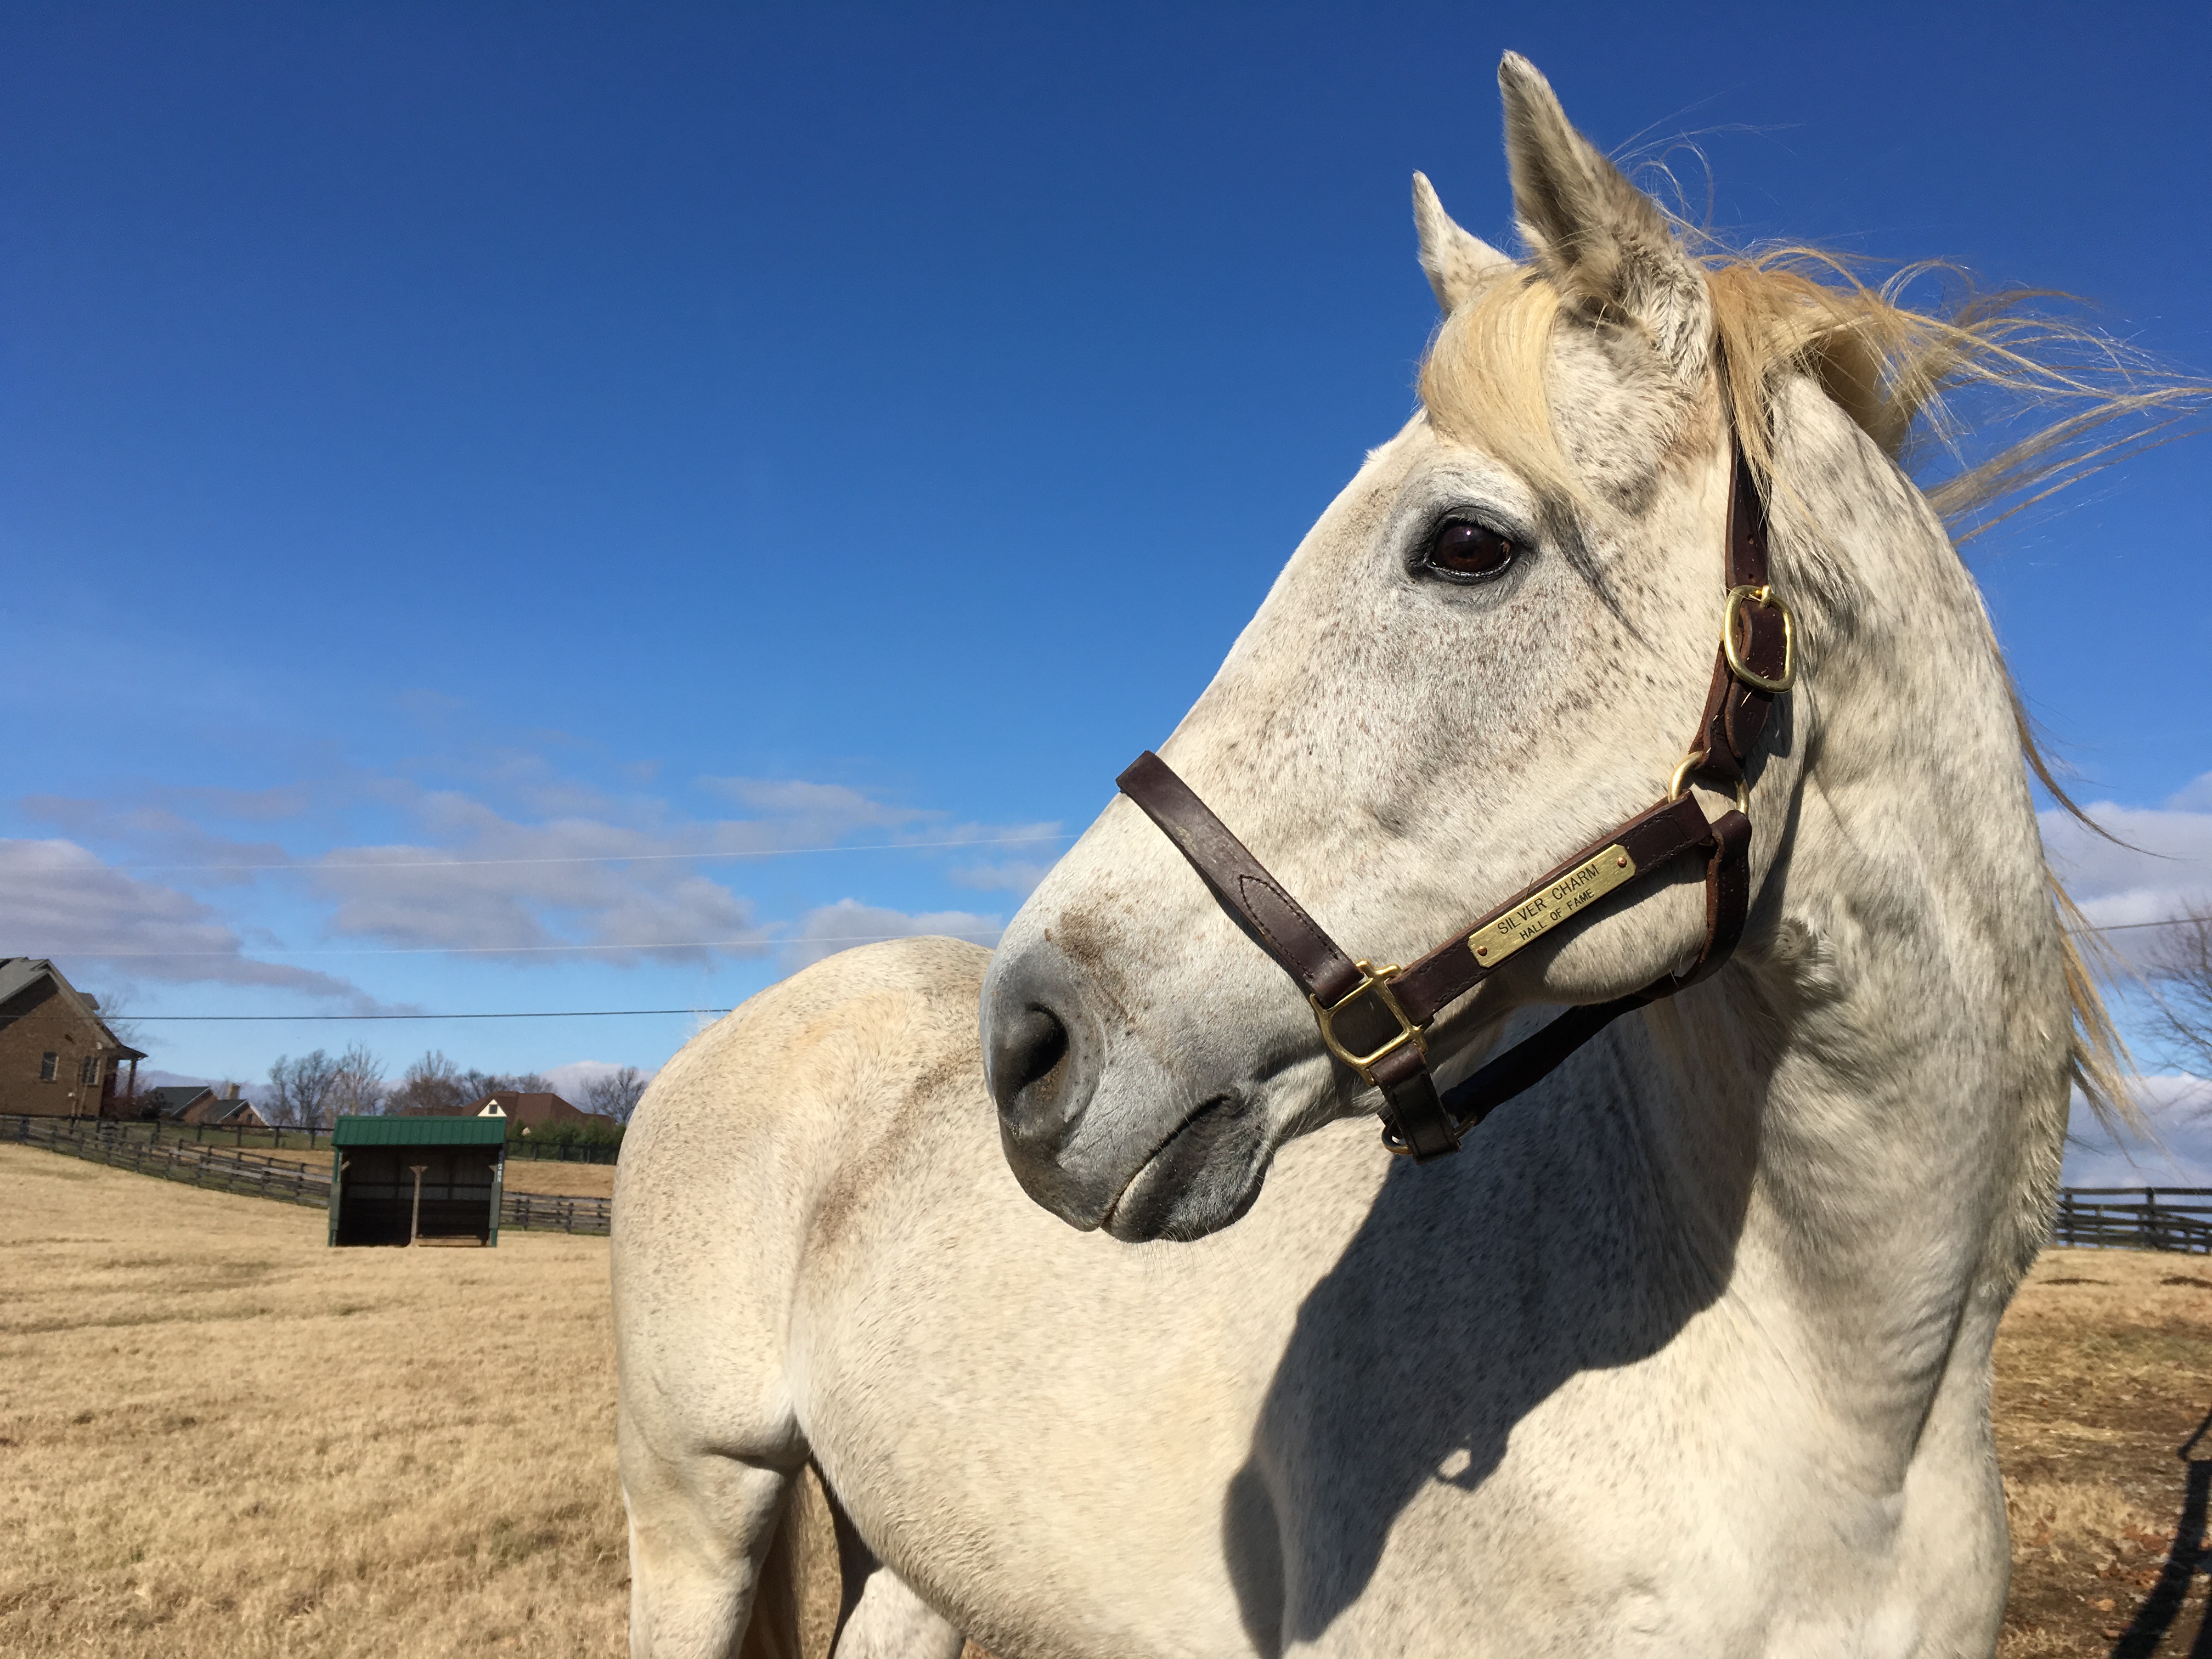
[1116,439,1794,1161]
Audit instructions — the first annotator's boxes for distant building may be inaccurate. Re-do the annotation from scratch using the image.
[465,1091,615,1133]
[0,958,147,1118]
[328,1115,507,1247]
[144,1085,215,1121]
[145,1082,268,1127]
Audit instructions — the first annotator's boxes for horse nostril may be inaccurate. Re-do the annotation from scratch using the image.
[983,943,1097,1160]
[997,1005,1071,1110]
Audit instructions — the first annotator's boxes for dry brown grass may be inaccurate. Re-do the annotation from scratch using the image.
[1997,1248,2212,1656]
[0,1143,625,1658]
[7,1144,2208,1657]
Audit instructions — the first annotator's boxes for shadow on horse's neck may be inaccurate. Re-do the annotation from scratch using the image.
[1221,1007,1770,1653]
[1224,861,2015,1652]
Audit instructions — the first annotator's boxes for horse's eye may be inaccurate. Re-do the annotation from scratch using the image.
[1423,520,1517,580]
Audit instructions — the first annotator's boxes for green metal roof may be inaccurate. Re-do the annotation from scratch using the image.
[332,1115,508,1147]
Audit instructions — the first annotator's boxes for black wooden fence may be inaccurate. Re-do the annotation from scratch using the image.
[13,1114,2205,1252]
[2,1114,612,1235]
[5,1111,332,1207]
[29,1113,328,1151]
[2052,1188,2212,1254]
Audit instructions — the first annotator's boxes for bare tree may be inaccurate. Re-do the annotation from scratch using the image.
[266,1051,343,1127]
[382,1052,560,1114]
[83,989,145,1054]
[2147,901,2212,1096]
[585,1065,648,1125]
[462,1068,550,1101]
[80,989,148,1108]
[327,1043,387,1118]
[385,1050,468,1115]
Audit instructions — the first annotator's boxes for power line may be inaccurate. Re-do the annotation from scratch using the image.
[111,920,2183,1024]
[47,915,2183,962]
[55,927,1003,959]
[14,831,1071,874]
[53,917,2193,1024]
[128,1008,736,1022]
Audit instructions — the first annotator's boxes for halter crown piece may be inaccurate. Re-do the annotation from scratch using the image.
[1116,437,1794,1161]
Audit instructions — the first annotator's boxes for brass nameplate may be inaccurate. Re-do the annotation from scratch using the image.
[1465,845,1637,969]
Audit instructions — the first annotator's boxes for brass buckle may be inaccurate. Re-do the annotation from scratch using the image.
[1722,584,1796,693]
[1668,749,1750,814]
[1310,960,1428,1086]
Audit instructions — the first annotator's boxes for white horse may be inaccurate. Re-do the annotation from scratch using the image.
[616,53,2166,1659]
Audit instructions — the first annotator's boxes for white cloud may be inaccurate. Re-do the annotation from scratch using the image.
[780,899,1003,971]
[2063,1074,2212,1186]
[949,857,1057,897]
[2040,770,2212,963]
[541,1058,663,1103]
[19,796,297,888]
[0,838,382,1006]
[307,813,774,964]
[11,747,1058,975]
[698,775,913,817]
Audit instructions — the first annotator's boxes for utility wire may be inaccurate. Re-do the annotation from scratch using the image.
[102,918,2183,1023]
[44,915,2185,962]
[15,831,1071,874]
[66,927,1003,959]
[128,1008,736,1022]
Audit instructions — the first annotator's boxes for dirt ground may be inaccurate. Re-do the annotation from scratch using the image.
[5,1142,2207,1656]
[1997,1248,2212,1657]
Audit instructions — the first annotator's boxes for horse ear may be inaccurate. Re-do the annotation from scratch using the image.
[1412,172,1510,313]
[1497,53,1708,378]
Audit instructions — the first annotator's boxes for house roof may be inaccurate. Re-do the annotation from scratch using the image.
[334,1115,509,1148]
[0,958,49,1007]
[465,1091,591,1125]
[0,958,149,1059]
[146,1085,218,1119]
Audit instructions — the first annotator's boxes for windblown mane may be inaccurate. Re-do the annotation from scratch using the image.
[1418,247,2204,1125]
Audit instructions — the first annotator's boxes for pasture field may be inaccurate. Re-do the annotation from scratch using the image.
[0,1143,625,1658]
[3,1143,2207,1657]
[1997,1248,2212,1656]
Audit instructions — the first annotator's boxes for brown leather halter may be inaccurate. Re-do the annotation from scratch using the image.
[1117,442,1793,1161]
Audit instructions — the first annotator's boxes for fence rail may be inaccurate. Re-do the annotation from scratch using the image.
[500,1190,614,1234]
[23,1113,329,1152]
[3,1111,331,1207]
[2052,1188,2212,1255]
[2,1114,611,1235]
[10,1118,2203,1253]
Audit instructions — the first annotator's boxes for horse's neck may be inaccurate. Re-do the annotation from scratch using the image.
[1595,389,2069,1450]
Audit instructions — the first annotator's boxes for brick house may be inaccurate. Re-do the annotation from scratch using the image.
[463,1091,616,1132]
[145,1082,269,1127]
[0,958,147,1118]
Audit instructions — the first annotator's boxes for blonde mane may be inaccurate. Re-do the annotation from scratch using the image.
[1418,249,2203,1124]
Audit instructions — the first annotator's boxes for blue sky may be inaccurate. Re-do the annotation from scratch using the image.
[5,3,2209,1126]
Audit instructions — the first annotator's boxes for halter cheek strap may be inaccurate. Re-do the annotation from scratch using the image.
[1115,439,1791,1163]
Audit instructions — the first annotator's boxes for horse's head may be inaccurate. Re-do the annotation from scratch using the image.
[982,54,1813,1239]
[981,53,2111,1243]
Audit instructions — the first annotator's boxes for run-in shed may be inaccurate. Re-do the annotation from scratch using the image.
[328,1116,506,1247]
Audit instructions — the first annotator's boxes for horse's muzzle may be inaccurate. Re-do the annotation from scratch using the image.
[982,939,1109,1221]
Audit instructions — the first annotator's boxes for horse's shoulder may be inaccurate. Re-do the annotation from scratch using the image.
[614,936,994,1321]
[641,936,990,1127]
